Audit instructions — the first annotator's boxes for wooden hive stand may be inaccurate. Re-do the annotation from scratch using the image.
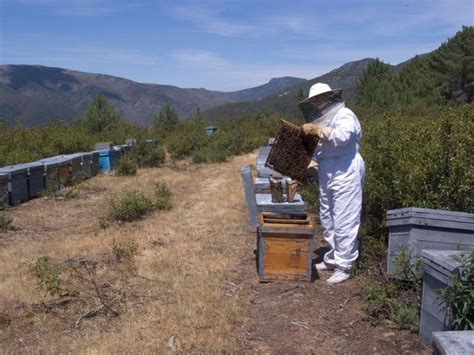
[257,212,315,282]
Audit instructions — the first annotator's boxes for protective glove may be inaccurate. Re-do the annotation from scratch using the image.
[302,123,333,141]
[302,123,322,138]
[304,159,319,183]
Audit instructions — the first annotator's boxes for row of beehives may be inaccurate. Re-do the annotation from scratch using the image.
[386,207,473,346]
[0,142,139,208]
[241,138,315,283]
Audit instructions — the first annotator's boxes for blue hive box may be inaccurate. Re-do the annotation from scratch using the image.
[0,165,29,205]
[0,173,8,208]
[97,149,119,172]
[13,162,45,199]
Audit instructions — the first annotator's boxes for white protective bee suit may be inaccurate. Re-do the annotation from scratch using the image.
[311,100,365,271]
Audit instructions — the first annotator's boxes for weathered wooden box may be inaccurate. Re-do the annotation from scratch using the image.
[0,173,8,208]
[432,331,474,354]
[386,208,474,276]
[257,212,315,282]
[419,250,466,345]
[0,165,29,205]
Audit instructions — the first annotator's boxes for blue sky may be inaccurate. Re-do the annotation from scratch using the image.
[0,0,472,91]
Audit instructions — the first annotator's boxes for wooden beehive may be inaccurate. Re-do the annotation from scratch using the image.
[265,120,319,183]
[257,212,315,282]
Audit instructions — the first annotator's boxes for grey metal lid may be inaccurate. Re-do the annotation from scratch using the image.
[422,249,466,276]
[0,165,28,174]
[432,331,474,354]
[387,207,474,230]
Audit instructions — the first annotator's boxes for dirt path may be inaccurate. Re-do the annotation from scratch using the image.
[0,153,428,353]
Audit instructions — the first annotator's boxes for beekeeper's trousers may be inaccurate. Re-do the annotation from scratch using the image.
[318,153,365,270]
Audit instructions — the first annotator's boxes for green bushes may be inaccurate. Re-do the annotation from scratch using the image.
[130,141,165,167]
[154,183,172,210]
[116,155,137,176]
[105,183,172,224]
[108,191,154,222]
[439,249,474,330]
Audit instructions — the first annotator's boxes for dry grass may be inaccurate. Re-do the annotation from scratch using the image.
[0,155,253,353]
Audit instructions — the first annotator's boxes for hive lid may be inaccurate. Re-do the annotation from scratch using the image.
[0,165,28,174]
[387,207,474,229]
[421,250,465,278]
[432,331,474,354]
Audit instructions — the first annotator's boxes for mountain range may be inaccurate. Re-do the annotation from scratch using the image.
[0,58,377,127]
[0,65,306,126]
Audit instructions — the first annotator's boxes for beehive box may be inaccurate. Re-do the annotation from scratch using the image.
[90,151,100,176]
[258,146,271,158]
[80,153,92,178]
[0,166,29,205]
[257,212,315,282]
[387,208,474,277]
[265,120,318,182]
[98,149,119,172]
[68,154,83,182]
[14,162,45,199]
[419,250,466,345]
[432,331,474,354]
[254,177,270,193]
[0,173,9,208]
[55,156,72,186]
[36,159,60,191]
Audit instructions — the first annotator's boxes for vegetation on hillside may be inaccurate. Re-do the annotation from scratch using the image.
[356,26,473,107]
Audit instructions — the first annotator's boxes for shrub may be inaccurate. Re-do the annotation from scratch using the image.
[439,249,474,330]
[130,141,165,167]
[112,239,139,261]
[28,256,74,299]
[116,155,137,176]
[0,212,13,231]
[154,183,172,210]
[108,191,154,222]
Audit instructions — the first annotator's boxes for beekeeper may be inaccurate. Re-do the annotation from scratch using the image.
[299,83,365,284]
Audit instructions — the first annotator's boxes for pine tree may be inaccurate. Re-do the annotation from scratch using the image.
[81,94,121,133]
[153,104,179,132]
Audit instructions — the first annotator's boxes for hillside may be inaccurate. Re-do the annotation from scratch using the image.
[204,58,378,120]
[356,26,474,106]
[0,65,305,126]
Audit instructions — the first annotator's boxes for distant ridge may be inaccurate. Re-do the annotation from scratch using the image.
[204,58,379,120]
[0,65,305,126]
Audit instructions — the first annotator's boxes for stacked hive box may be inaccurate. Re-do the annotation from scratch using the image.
[14,162,45,199]
[98,149,119,172]
[80,153,92,179]
[0,165,29,205]
[419,250,466,345]
[257,212,315,281]
[386,208,474,277]
[37,158,60,191]
[68,154,83,182]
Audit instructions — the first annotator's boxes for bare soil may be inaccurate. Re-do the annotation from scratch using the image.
[0,152,429,353]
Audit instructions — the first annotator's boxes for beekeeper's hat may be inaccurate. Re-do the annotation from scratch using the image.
[299,83,342,104]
